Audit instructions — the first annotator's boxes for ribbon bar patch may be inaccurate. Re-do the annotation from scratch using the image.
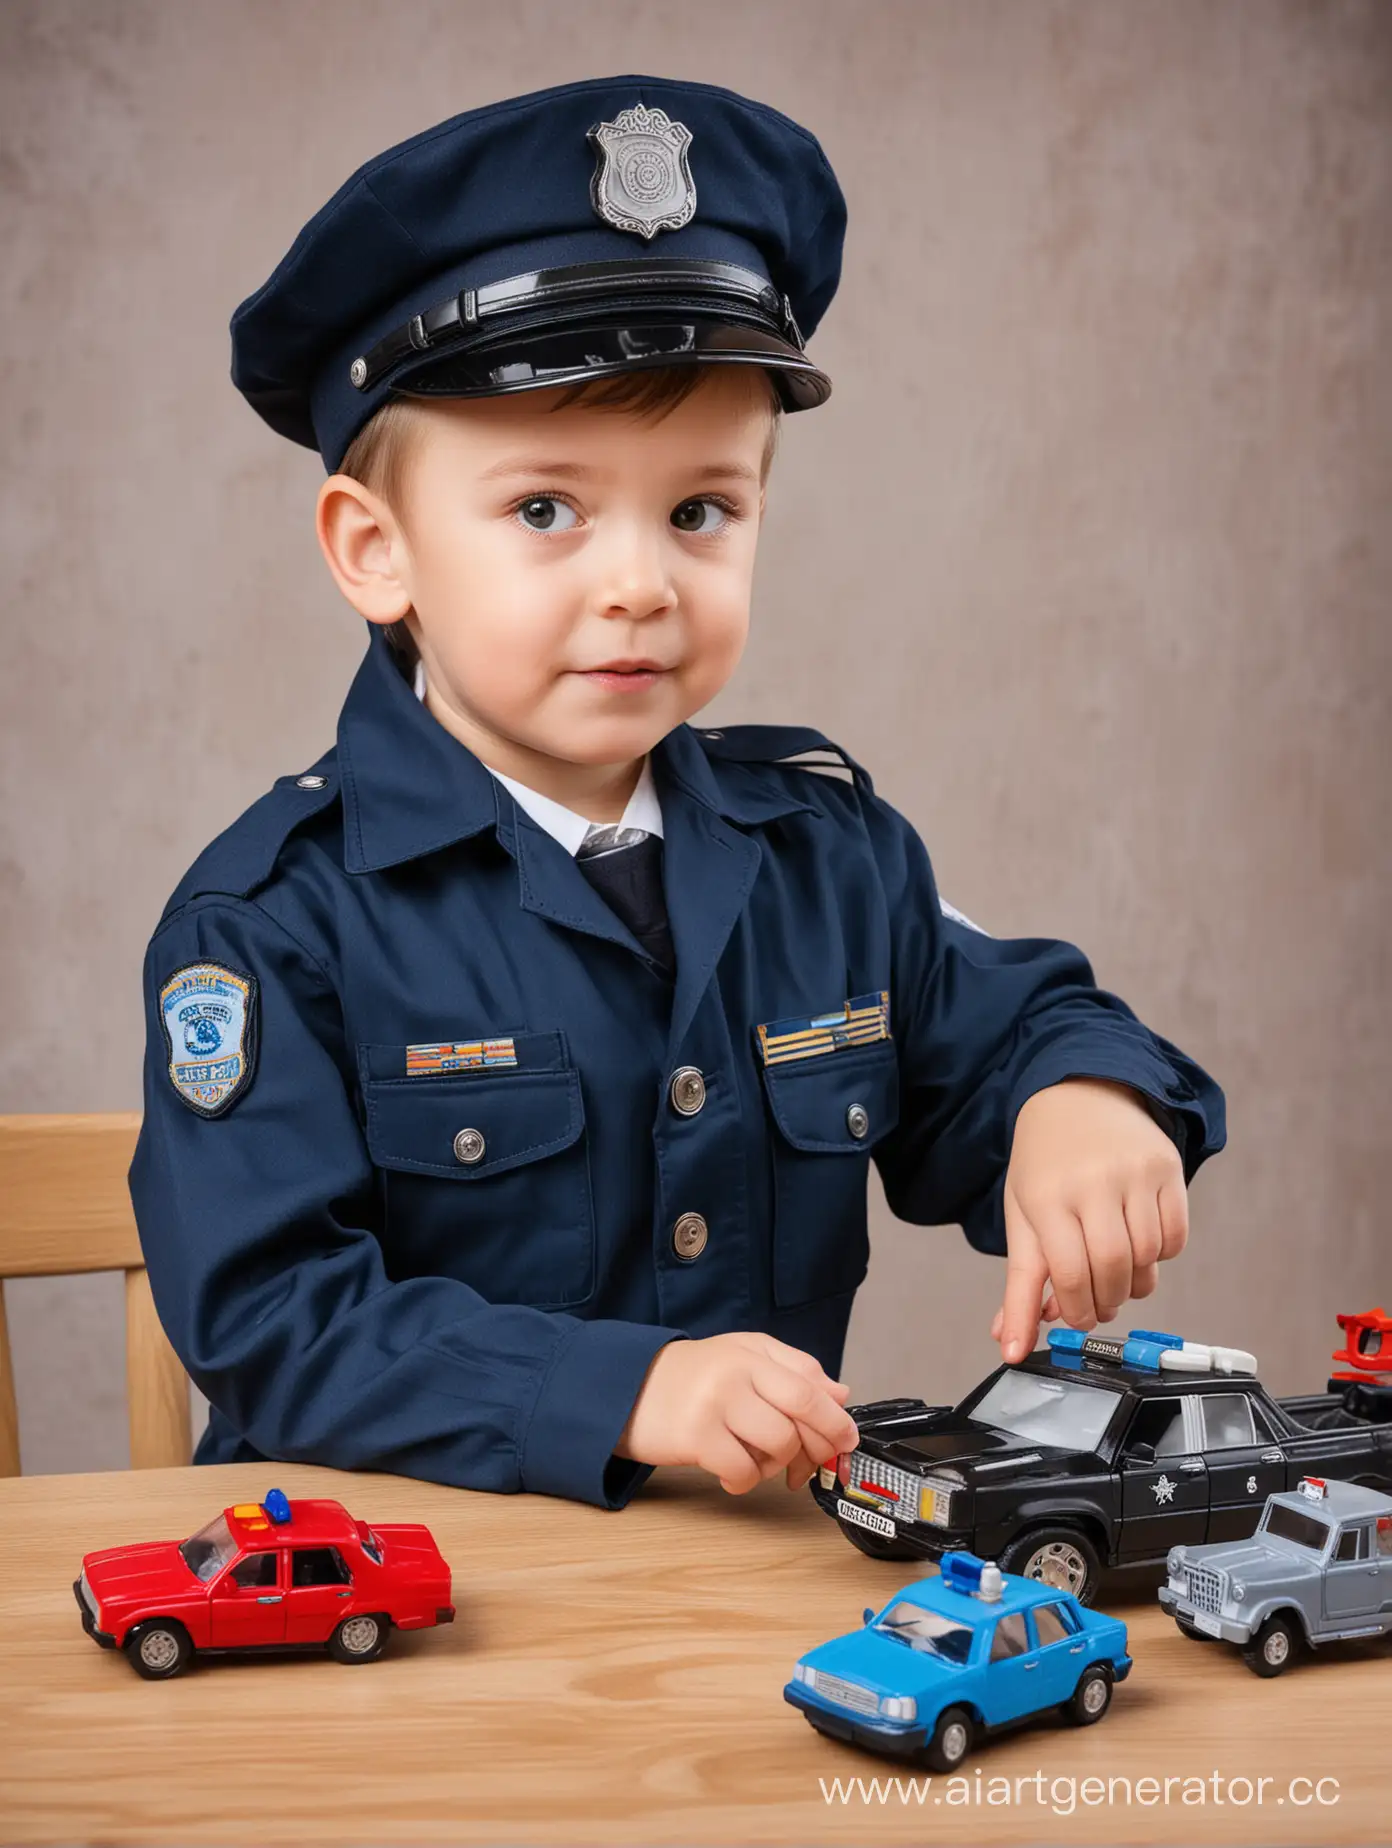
[406,1037,518,1075]
[756,990,890,1066]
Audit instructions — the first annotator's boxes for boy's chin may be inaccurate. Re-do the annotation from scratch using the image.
[539,727,672,766]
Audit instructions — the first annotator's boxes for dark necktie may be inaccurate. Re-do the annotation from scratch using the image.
[574,826,675,978]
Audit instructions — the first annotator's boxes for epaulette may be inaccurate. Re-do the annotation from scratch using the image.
[160,752,341,920]
[694,723,875,797]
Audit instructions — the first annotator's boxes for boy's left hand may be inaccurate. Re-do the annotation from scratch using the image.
[992,1077,1189,1364]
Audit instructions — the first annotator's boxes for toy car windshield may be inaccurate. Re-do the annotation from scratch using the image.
[967,1372,1121,1450]
[177,1515,238,1582]
[1259,1502,1333,1552]
[873,1603,974,1664]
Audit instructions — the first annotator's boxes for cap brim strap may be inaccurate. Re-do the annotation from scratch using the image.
[348,257,804,396]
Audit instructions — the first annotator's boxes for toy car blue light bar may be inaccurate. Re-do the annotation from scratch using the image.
[1047,1328,1257,1375]
[262,1488,292,1524]
[939,1551,1003,1602]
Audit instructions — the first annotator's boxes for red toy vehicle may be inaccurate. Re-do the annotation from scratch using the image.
[1331,1307,1392,1382]
[1328,1307,1392,1423]
[74,1488,453,1678]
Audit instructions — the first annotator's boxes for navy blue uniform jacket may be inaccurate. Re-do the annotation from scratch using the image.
[130,627,1226,1506]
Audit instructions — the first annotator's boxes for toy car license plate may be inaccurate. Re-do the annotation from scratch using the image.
[837,1497,897,1539]
[1192,1610,1222,1637]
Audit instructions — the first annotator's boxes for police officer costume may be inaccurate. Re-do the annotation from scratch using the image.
[131,75,1226,1507]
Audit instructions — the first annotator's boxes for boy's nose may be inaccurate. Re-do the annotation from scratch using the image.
[590,521,677,621]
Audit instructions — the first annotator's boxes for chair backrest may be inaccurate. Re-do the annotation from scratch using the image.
[0,1114,191,1476]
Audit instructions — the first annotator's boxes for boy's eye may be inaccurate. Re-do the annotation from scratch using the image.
[670,497,730,535]
[515,496,578,533]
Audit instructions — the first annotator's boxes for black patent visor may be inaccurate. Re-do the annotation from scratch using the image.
[347,257,831,411]
[393,319,829,411]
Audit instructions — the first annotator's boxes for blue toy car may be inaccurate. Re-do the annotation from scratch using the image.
[784,1552,1132,1771]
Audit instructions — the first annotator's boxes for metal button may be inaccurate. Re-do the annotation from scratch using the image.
[453,1128,486,1165]
[349,356,368,388]
[846,1103,869,1140]
[669,1066,707,1116]
[703,729,724,739]
[671,1211,708,1260]
[296,774,327,790]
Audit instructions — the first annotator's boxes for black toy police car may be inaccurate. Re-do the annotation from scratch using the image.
[812,1327,1392,1605]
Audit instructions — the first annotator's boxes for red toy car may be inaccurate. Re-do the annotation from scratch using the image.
[74,1488,454,1678]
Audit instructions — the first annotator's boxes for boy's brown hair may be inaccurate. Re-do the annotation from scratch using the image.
[337,364,783,660]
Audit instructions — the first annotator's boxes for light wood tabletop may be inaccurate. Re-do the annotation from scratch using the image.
[2,1461,1385,1845]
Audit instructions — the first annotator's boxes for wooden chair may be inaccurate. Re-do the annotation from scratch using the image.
[0,1113,191,1476]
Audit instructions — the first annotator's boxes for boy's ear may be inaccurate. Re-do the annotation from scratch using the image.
[315,475,412,625]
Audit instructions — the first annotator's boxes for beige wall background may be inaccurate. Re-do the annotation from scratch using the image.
[1,0,1387,1474]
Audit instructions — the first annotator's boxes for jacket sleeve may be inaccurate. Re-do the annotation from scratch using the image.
[862,792,1227,1255]
[130,895,682,1507]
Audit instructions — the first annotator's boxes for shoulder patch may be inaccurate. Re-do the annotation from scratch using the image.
[695,724,874,796]
[159,962,259,1116]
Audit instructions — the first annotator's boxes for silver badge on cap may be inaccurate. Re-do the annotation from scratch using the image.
[588,104,696,240]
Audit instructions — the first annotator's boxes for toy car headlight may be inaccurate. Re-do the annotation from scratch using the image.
[922,1475,958,1528]
[1167,1547,1185,1576]
[79,1569,102,1628]
[879,1694,917,1723]
[793,1662,815,1686]
[1230,1579,1246,1601]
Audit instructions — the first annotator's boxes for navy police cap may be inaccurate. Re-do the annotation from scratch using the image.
[229,74,847,472]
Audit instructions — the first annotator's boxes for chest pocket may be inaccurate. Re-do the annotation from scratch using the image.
[759,1038,901,1309]
[357,1031,595,1309]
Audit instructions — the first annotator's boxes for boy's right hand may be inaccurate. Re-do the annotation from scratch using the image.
[613,1331,858,1496]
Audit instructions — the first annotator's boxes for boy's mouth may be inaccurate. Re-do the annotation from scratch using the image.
[578,664,670,691]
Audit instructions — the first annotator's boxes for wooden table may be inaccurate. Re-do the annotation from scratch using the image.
[2,1462,1386,1844]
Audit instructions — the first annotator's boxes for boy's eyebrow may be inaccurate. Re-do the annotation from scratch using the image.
[476,457,762,485]
[690,462,762,485]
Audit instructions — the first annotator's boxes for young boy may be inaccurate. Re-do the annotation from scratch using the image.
[130,75,1225,1508]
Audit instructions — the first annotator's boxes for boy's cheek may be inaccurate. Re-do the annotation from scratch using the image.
[677,630,747,711]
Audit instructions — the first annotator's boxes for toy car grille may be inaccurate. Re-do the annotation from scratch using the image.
[847,1454,922,1521]
[1182,1563,1225,1615]
[814,1670,880,1716]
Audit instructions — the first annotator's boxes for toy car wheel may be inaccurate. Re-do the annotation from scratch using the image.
[999,1527,1101,1605]
[1064,1663,1112,1725]
[1242,1613,1299,1678]
[1176,1618,1219,1643]
[328,1613,390,1664]
[924,1705,974,1772]
[834,1515,917,1562]
[125,1619,192,1680]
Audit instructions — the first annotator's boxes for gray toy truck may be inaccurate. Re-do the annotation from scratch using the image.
[1159,1475,1392,1675]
